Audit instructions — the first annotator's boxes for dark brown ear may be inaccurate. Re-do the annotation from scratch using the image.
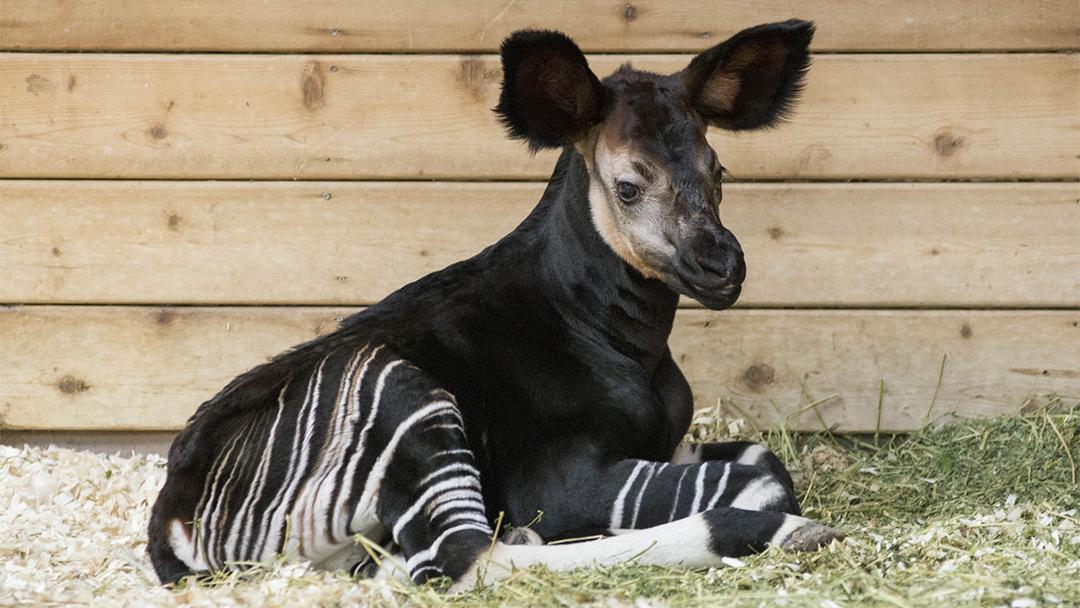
[494,30,606,151]
[681,20,814,131]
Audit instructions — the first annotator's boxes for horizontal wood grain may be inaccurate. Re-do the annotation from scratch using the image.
[0,429,176,455]
[2,181,1078,308]
[1,1,1076,52]
[0,306,1076,432]
[1,54,1076,180]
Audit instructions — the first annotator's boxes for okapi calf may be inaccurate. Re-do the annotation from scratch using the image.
[149,19,841,590]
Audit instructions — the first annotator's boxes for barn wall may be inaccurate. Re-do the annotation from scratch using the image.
[1,1,1077,450]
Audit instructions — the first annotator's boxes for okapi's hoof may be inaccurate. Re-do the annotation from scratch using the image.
[780,522,846,552]
[501,526,544,546]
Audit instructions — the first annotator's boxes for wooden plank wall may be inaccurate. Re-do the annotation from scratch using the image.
[1,1,1078,444]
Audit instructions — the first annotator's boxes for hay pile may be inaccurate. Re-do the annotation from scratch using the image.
[2,405,1077,607]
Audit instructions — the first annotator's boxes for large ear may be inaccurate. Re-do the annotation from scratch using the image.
[681,19,814,131]
[494,30,605,151]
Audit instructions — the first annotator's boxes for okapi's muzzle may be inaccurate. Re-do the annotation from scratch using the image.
[671,224,746,311]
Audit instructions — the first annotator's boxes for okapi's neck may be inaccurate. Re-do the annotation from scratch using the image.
[532,148,679,366]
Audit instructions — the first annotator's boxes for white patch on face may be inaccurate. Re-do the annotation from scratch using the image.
[582,135,676,278]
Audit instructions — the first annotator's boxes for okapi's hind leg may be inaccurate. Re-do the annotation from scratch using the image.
[355,384,495,585]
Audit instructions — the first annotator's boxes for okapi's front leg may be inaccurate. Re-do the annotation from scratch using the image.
[604,457,800,531]
[504,439,840,553]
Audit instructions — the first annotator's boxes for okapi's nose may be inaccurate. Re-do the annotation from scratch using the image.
[704,226,746,287]
[676,224,745,303]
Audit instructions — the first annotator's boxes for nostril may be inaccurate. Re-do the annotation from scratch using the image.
[697,257,726,276]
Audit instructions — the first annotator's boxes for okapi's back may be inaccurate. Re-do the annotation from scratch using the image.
[148,342,492,583]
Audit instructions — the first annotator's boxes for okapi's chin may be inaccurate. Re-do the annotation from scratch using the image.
[671,276,742,311]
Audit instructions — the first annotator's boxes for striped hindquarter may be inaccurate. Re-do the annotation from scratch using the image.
[153,344,493,584]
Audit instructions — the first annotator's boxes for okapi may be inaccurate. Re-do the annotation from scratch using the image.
[149,19,842,590]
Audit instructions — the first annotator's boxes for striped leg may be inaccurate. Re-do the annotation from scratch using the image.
[369,394,494,584]
[605,458,800,531]
[671,441,796,495]
[501,439,837,557]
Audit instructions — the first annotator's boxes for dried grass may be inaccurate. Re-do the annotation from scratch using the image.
[2,401,1077,607]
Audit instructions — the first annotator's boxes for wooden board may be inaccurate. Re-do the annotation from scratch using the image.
[0,430,176,456]
[2,181,1078,308]
[0,306,1076,432]
[1,1,1076,52]
[1,54,1076,180]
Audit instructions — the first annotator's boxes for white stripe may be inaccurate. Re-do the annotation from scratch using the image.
[435,449,474,458]
[427,423,465,432]
[628,463,656,528]
[689,463,709,514]
[410,564,442,580]
[427,492,485,520]
[668,467,690,522]
[730,477,784,511]
[417,462,482,488]
[705,462,732,510]
[440,406,465,426]
[439,510,491,527]
[609,461,646,529]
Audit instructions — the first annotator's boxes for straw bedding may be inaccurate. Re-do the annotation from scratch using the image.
[1,404,1077,607]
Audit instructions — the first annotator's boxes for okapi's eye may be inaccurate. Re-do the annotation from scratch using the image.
[616,181,641,203]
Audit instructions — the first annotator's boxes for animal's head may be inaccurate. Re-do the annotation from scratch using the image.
[495,21,813,310]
